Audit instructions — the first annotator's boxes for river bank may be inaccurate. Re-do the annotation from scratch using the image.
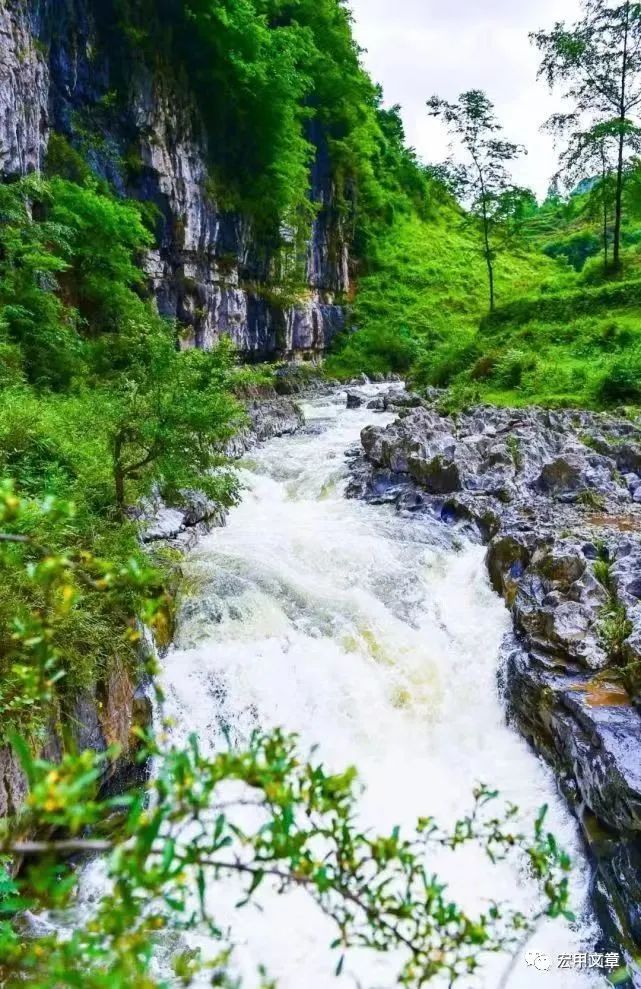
[347,389,641,984]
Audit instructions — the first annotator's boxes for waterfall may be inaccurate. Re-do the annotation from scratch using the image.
[154,387,602,988]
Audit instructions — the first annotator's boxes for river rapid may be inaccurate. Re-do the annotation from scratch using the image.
[159,386,604,989]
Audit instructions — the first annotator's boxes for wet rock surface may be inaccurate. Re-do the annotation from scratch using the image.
[348,395,641,977]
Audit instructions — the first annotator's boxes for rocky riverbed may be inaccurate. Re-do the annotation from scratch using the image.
[347,389,641,982]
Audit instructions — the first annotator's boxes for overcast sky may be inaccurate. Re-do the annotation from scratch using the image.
[347,0,582,199]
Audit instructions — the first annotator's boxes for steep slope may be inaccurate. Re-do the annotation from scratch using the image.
[326,207,559,380]
[0,0,348,357]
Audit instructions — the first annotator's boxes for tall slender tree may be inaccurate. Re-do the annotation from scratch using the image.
[532,0,641,272]
[547,120,617,268]
[427,90,524,311]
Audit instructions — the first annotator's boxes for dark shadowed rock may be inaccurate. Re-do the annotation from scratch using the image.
[0,746,28,818]
[407,455,461,494]
[617,444,641,474]
[486,534,533,595]
[536,457,584,495]
[346,391,364,409]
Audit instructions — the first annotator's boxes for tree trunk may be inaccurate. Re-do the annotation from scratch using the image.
[613,0,630,272]
[600,150,609,272]
[486,250,495,312]
[481,210,495,311]
[613,130,625,271]
[113,432,126,519]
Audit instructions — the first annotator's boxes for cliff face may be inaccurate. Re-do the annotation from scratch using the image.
[0,0,347,357]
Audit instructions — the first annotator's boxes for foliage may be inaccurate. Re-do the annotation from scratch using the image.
[596,347,641,403]
[0,172,245,735]
[416,288,641,410]
[0,172,157,389]
[0,484,165,742]
[326,324,419,379]
[532,0,641,271]
[102,333,244,515]
[109,0,428,259]
[0,733,577,988]
[326,207,556,382]
[543,229,602,270]
[426,90,526,311]
[0,176,80,390]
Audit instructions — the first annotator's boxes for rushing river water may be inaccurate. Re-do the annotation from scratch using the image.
[159,386,604,988]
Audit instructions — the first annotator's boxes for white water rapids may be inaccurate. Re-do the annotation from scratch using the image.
[156,386,604,988]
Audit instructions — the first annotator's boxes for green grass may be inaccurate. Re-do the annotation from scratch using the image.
[325,206,561,381]
[427,303,641,409]
[327,194,641,411]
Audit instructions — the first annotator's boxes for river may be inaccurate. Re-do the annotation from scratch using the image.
[159,386,604,988]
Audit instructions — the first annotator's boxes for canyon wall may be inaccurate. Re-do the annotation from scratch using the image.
[0,0,348,357]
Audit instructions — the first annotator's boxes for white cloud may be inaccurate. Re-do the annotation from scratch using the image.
[347,0,582,198]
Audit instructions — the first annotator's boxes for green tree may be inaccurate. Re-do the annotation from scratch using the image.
[532,0,641,272]
[546,122,618,269]
[426,90,525,311]
[103,333,244,518]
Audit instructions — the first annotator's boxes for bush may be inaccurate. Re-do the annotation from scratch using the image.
[543,231,601,271]
[469,351,499,380]
[412,337,480,389]
[493,348,537,389]
[596,352,641,405]
[325,324,421,380]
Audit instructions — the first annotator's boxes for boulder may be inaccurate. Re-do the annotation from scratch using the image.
[407,455,461,494]
[617,443,641,474]
[366,397,385,411]
[536,456,584,495]
[486,534,533,595]
[534,546,587,590]
[383,391,423,410]
[346,391,364,409]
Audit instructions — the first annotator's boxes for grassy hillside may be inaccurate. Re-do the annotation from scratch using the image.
[449,285,641,408]
[328,176,641,412]
[325,203,564,380]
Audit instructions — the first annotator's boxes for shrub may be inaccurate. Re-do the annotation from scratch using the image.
[543,231,600,271]
[412,338,480,389]
[595,352,641,405]
[325,324,421,380]
[493,348,537,389]
[469,351,499,380]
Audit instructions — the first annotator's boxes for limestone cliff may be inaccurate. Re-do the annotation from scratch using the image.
[0,0,347,356]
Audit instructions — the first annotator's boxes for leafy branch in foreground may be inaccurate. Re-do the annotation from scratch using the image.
[0,731,574,989]
[0,485,575,987]
[0,481,167,741]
